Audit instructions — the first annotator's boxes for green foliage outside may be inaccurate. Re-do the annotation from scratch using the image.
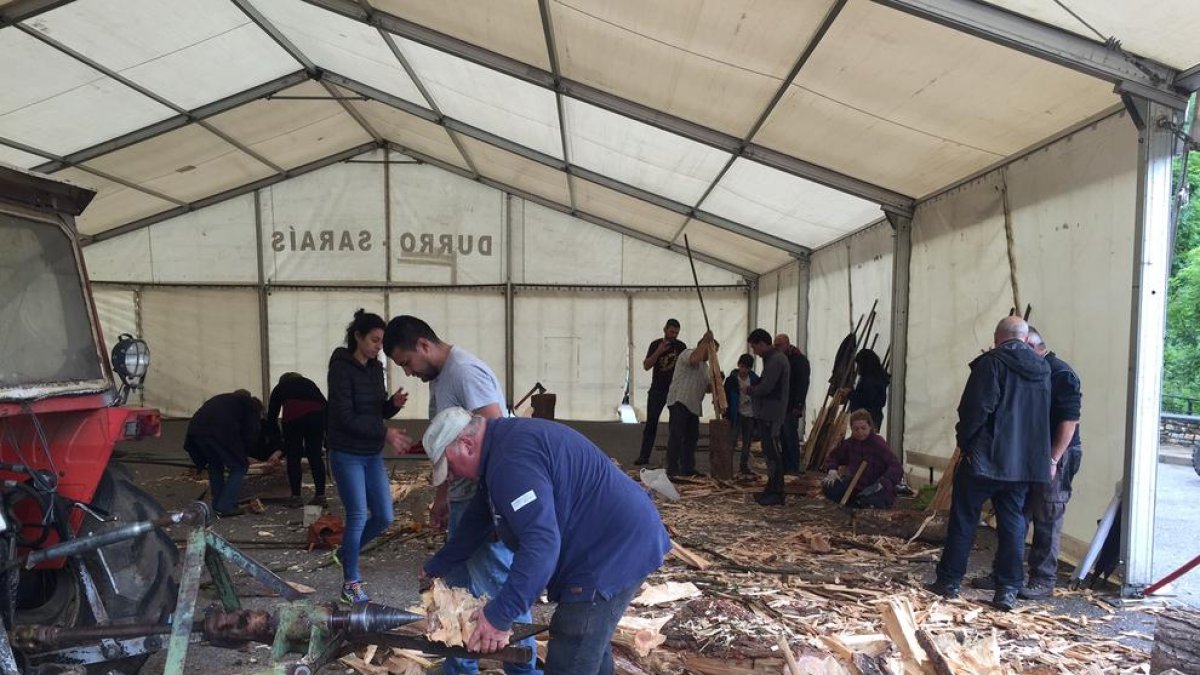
[1163,150,1200,414]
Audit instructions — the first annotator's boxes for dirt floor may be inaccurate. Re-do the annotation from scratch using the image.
[113,419,1172,674]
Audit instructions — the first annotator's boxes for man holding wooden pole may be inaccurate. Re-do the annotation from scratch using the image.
[664,330,717,478]
[747,329,790,506]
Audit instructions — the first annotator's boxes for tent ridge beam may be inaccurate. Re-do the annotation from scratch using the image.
[870,0,1187,110]
[300,0,911,210]
[0,0,73,27]
[231,0,318,75]
[32,70,311,174]
[82,140,380,245]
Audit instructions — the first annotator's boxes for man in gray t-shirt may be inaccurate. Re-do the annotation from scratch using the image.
[383,316,536,675]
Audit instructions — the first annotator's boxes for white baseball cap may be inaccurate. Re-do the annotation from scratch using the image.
[422,407,472,486]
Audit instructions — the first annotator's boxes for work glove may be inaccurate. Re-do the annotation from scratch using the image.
[858,481,883,497]
[821,469,839,486]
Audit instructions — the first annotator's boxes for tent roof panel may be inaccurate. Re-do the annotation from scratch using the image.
[458,135,570,204]
[0,144,46,169]
[570,176,688,242]
[396,36,563,159]
[206,81,372,168]
[82,124,274,202]
[550,0,837,136]
[248,0,427,107]
[564,97,731,206]
[986,0,1200,70]
[346,95,469,170]
[0,27,174,154]
[53,167,176,235]
[368,0,549,70]
[23,0,300,109]
[701,158,882,249]
[678,218,794,274]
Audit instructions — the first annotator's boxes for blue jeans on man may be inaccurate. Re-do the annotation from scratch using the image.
[544,582,641,675]
[444,500,538,675]
[190,436,246,513]
[936,462,1029,590]
[329,450,394,583]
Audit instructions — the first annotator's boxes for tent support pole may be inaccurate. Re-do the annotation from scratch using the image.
[885,212,912,463]
[1121,98,1178,595]
[796,255,810,353]
[504,194,515,407]
[253,190,271,401]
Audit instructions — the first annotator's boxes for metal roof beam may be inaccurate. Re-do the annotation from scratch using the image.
[32,70,310,173]
[230,0,317,74]
[0,0,74,27]
[1175,63,1200,93]
[870,0,1187,110]
[304,0,913,212]
[327,71,808,256]
[82,141,381,245]
[537,0,575,212]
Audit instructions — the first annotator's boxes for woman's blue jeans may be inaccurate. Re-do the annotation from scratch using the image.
[329,450,393,583]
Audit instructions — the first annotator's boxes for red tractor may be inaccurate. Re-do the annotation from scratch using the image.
[0,164,178,673]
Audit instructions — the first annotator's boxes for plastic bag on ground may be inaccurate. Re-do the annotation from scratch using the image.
[640,468,680,502]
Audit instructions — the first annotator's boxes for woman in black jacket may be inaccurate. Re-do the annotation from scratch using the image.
[327,309,406,604]
[848,349,890,433]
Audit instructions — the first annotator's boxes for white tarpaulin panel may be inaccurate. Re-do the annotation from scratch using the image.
[81,228,152,283]
[1003,113,1137,553]
[805,242,851,422]
[775,261,802,342]
[630,289,748,420]
[570,176,688,243]
[140,287,261,418]
[550,0,834,137]
[390,164,505,285]
[0,28,173,155]
[369,0,549,70]
[756,267,780,334]
[701,158,882,249]
[513,201,623,285]
[26,0,298,109]
[90,286,138,356]
[387,288,508,420]
[513,290,628,420]
[677,219,793,274]
[0,145,45,169]
[618,237,742,287]
[846,222,893,358]
[267,289,385,397]
[145,194,257,283]
[563,98,730,206]
[457,136,570,205]
[905,173,1011,465]
[342,93,469,170]
[207,81,370,170]
[398,37,563,159]
[261,155,387,283]
[54,168,177,237]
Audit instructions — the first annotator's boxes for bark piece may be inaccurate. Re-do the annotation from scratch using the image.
[631,581,702,606]
[420,578,487,647]
[1151,607,1200,675]
[671,539,712,570]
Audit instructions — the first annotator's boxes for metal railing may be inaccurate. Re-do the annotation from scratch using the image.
[1162,394,1200,416]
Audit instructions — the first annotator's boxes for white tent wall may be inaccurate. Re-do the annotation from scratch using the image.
[805,222,894,426]
[139,287,262,418]
[81,150,751,421]
[903,112,1137,558]
[751,260,805,341]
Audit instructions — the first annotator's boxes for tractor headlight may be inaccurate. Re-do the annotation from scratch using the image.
[112,333,150,388]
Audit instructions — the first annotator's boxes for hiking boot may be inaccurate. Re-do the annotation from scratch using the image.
[924,578,961,599]
[284,495,304,508]
[633,456,650,466]
[754,492,785,506]
[215,507,244,518]
[341,581,369,604]
[1018,580,1055,599]
[969,574,997,590]
[308,495,328,508]
[992,587,1019,611]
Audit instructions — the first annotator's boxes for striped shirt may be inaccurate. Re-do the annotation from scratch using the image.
[665,348,708,417]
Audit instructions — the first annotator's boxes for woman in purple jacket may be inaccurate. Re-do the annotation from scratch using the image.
[821,409,903,508]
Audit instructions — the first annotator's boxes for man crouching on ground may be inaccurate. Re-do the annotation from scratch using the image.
[419,407,671,674]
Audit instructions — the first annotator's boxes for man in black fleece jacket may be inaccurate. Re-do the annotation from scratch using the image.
[928,316,1050,611]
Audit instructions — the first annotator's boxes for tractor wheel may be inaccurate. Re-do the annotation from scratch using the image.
[1192,444,1200,478]
[17,464,179,674]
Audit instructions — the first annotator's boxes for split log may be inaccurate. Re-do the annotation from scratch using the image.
[1151,607,1200,674]
[421,579,486,647]
[670,539,712,570]
[853,509,948,544]
[926,448,960,512]
[915,629,954,675]
[880,596,930,675]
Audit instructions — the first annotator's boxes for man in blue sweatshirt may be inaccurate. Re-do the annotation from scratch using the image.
[420,408,671,674]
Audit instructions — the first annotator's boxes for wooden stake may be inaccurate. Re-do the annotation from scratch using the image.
[926,448,961,512]
[840,461,869,507]
[776,634,802,675]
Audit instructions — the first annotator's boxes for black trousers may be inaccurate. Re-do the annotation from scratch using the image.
[756,418,783,497]
[283,412,326,497]
[665,403,699,475]
[780,412,801,472]
[638,389,669,460]
[730,415,755,469]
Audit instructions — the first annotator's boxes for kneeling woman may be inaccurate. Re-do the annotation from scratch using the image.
[821,409,902,509]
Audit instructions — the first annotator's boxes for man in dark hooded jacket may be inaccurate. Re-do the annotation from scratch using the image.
[184,390,263,517]
[927,316,1050,611]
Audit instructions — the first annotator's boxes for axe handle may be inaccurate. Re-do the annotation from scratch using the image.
[840,461,869,507]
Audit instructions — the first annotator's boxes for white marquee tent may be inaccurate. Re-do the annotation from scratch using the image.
[3,0,1199,592]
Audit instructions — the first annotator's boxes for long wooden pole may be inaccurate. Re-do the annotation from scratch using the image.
[683,235,710,332]
[683,235,726,417]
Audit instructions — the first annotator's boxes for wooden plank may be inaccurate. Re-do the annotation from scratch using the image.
[926,448,961,512]
[777,634,802,675]
[670,539,712,570]
[840,461,869,507]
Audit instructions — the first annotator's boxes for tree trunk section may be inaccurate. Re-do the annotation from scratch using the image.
[1152,607,1200,674]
